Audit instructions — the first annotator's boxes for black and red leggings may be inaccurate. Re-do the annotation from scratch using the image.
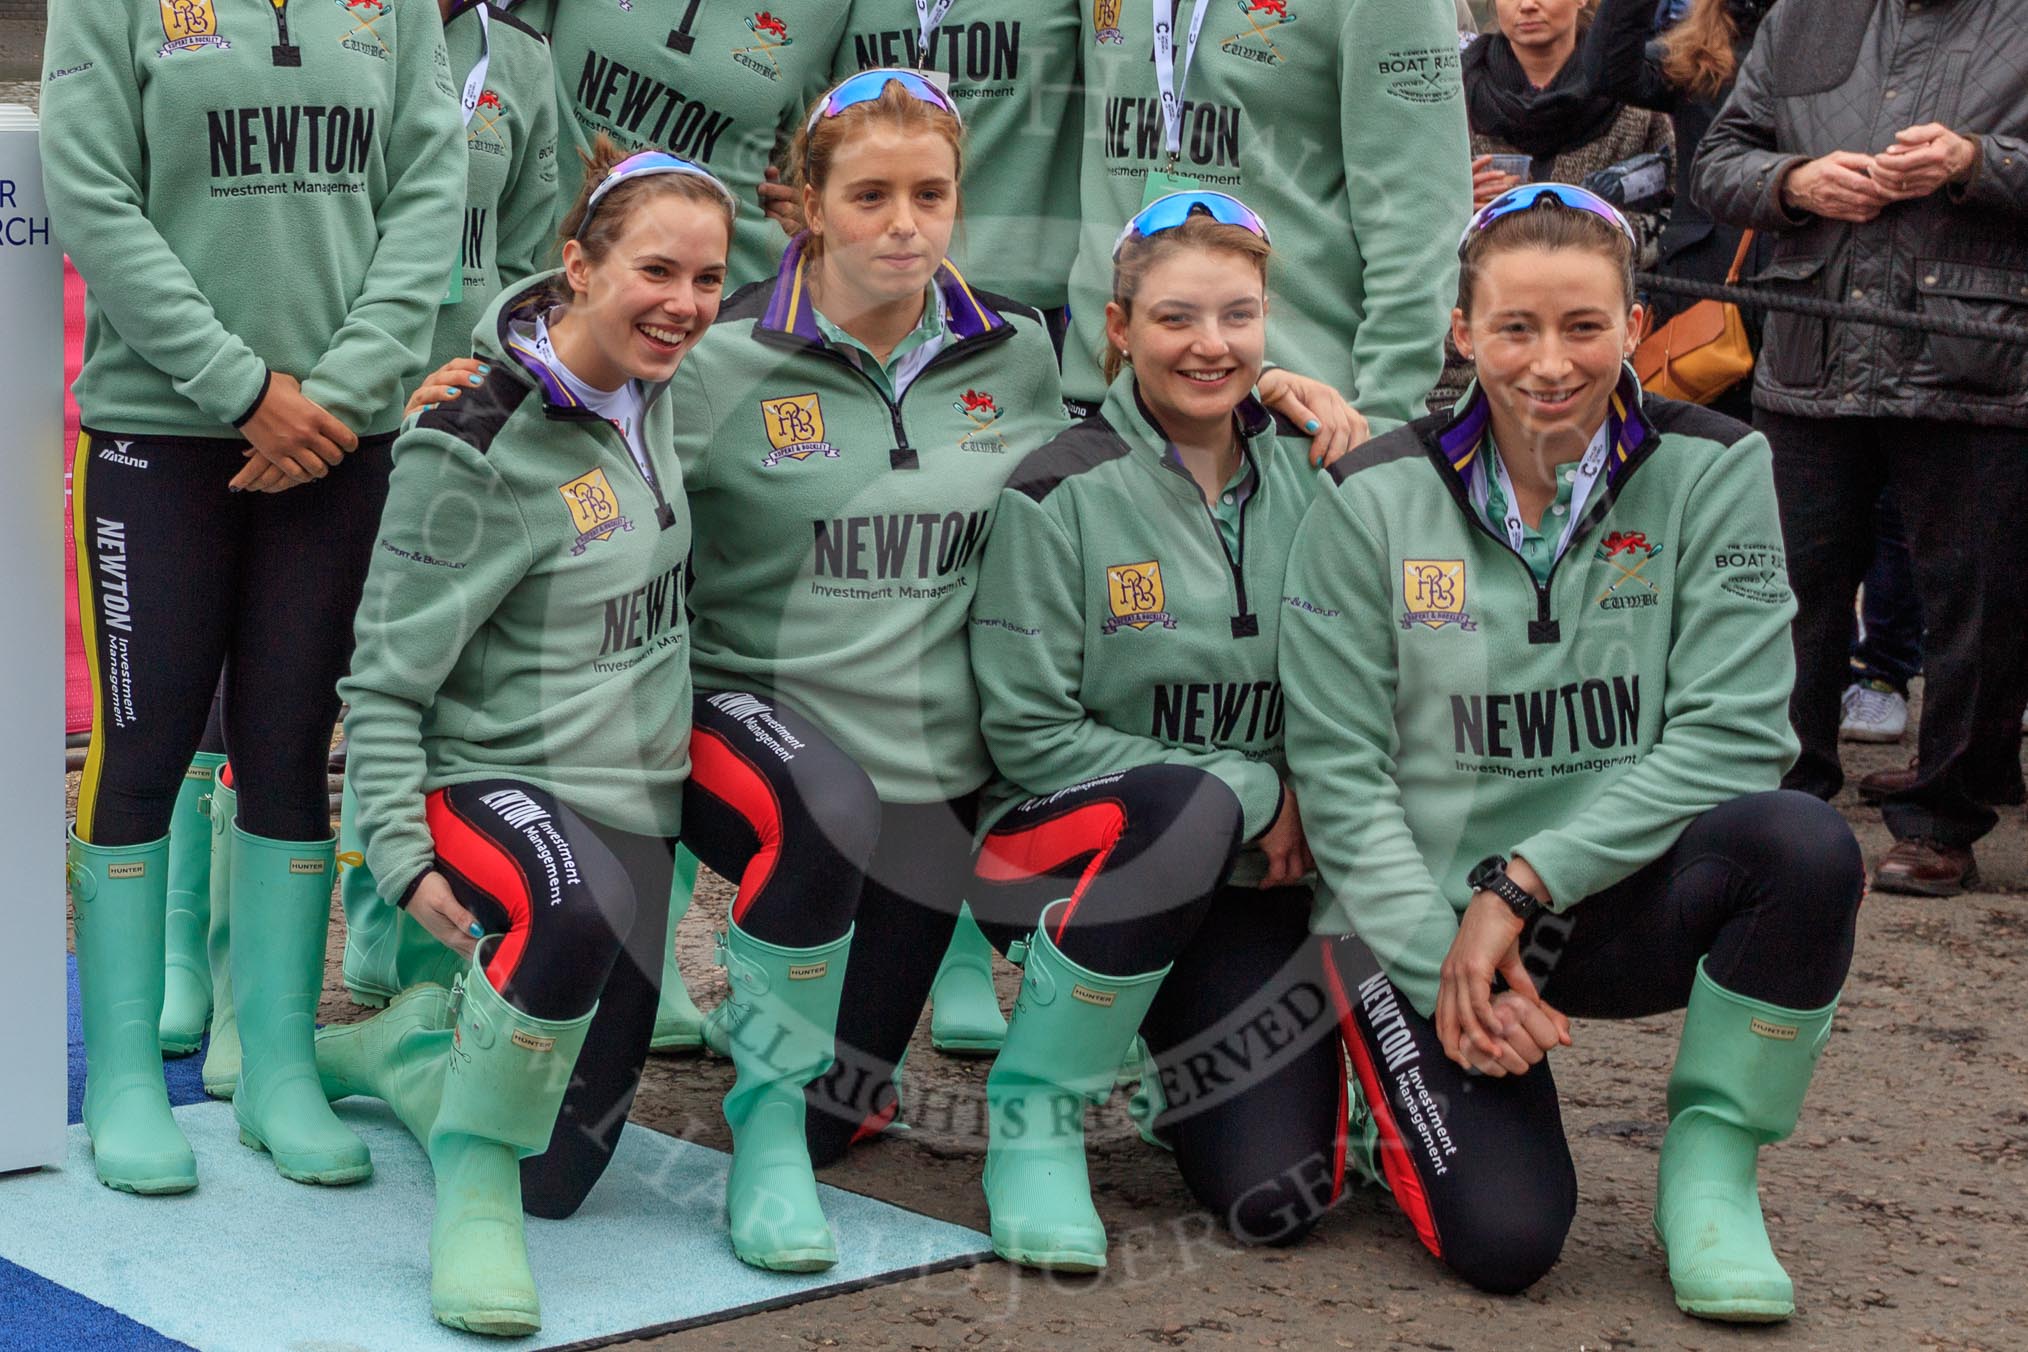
[1325,790,1863,1295]
[966,764,1356,1245]
[413,778,677,1220]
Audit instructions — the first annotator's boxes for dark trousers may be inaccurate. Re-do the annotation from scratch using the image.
[1756,408,2028,846]
[1329,791,1862,1295]
[1850,494,1923,694]
[73,430,392,844]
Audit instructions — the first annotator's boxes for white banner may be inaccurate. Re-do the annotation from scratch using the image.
[0,102,68,1175]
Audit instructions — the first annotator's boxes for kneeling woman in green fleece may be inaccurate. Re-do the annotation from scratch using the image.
[333,148,738,1334]
[1280,185,1863,1321]
[663,70,1073,1171]
[963,195,1352,1271]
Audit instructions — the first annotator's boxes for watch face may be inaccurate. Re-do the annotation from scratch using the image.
[1469,856,1504,890]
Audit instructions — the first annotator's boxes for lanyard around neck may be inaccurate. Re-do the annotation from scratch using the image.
[1152,0,1213,167]
[914,0,957,59]
[1472,421,1611,564]
[458,5,492,129]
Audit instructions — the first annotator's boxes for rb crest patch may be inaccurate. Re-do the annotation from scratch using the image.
[760,393,842,467]
[559,467,634,555]
[1400,559,1476,631]
[158,0,230,57]
[1103,561,1178,634]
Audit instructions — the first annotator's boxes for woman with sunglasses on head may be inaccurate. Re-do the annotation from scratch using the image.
[43,0,462,1198]
[1280,185,1862,1319]
[333,146,737,1334]
[964,192,1356,1272]
[1061,0,1471,439]
[663,69,1068,1182]
[825,0,1087,1058]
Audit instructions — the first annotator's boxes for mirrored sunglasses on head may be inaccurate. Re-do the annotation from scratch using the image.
[806,67,961,134]
[579,151,739,238]
[1458,182,1637,258]
[1112,191,1271,261]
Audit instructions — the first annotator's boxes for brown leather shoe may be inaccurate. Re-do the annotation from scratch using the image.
[1872,839,1980,897]
[1858,757,1917,804]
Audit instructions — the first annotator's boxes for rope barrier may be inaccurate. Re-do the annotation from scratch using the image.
[1634,272,2028,344]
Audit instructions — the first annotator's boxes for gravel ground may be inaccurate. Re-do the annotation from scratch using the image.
[64,702,2024,1352]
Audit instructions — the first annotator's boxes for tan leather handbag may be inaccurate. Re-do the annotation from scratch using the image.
[1634,230,1756,404]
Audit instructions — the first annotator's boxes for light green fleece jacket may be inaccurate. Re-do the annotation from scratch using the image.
[426,0,561,372]
[1280,376,1799,1015]
[667,234,1068,802]
[339,272,693,907]
[1061,0,1470,420]
[969,370,1331,883]
[42,0,464,438]
[833,0,1085,310]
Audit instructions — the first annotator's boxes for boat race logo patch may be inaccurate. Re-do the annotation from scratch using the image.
[954,388,1008,453]
[336,0,394,59]
[1400,559,1477,631]
[1092,0,1125,45]
[558,467,635,555]
[735,11,794,79]
[1103,561,1178,634]
[760,393,842,467]
[1595,529,1664,611]
[468,89,507,147]
[157,0,230,57]
[1221,0,1298,66]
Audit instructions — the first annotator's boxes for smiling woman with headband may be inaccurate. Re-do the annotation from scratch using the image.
[1281,184,1863,1320]
[963,190,1357,1272]
[330,142,738,1335]
[663,67,1070,1211]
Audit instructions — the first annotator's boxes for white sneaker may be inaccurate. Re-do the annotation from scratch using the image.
[1840,681,1908,743]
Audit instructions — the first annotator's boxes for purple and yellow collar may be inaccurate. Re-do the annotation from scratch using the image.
[1436,363,1655,488]
[759,233,1005,344]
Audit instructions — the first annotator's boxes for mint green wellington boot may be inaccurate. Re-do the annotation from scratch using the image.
[200,768,240,1098]
[429,962,594,1336]
[648,846,708,1052]
[69,832,197,1194]
[159,753,226,1055]
[337,767,464,1009]
[1654,960,1840,1323]
[719,919,853,1271]
[316,982,457,1144]
[699,994,735,1058]
[984,918,1169,1271]
[229,824,371,1185]
[928,902,1007,1054]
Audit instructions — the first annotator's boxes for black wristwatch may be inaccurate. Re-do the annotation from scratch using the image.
[1469,854,1544,924]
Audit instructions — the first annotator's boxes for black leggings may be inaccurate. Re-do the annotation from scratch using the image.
[413,778,678,1219]
[968,763,1349,1241]
[73,429,392,845]
[678,690,984,1167]
[1328,790,1863,1296]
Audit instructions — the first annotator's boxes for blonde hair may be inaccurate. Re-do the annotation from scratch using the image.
[785,77,966,260]
[1658,0,1741,99]
[557,132,735,263]
[1102,214,1272,385]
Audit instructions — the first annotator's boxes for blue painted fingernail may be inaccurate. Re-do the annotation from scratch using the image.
[468,374,484,385]
[468,922,485,939]
[1305,419,1320,433]
[444,387,459,397]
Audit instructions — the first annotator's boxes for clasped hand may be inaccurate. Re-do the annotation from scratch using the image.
[1436,881,1571,1077]
[1781,123,1977,224]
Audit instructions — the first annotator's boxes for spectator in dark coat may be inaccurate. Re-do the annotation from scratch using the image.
[1693,0,2028,896]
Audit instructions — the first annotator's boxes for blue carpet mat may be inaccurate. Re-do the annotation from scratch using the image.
[1,961,990,1351]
